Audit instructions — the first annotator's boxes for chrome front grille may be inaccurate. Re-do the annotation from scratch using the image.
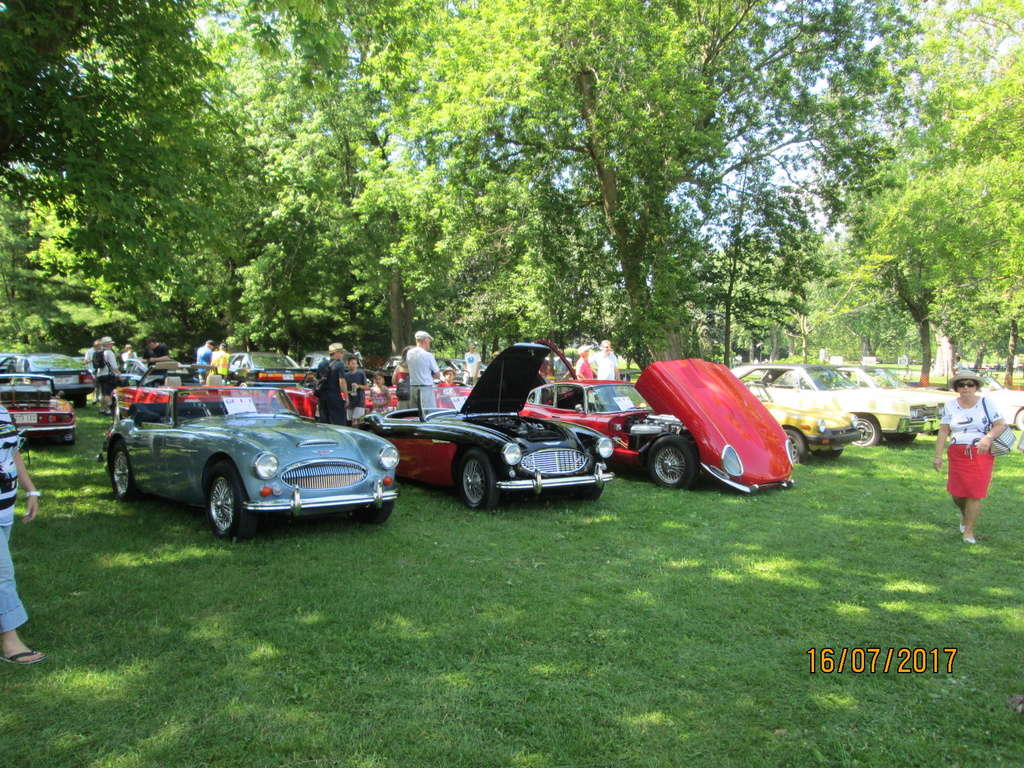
[909,405,939,421]
[281,461,367,489]
[520,448,587,476]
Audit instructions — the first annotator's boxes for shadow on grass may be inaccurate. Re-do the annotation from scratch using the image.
[4,413,1024,767]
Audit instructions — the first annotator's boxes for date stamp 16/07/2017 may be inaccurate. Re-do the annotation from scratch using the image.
[807,647,958,674]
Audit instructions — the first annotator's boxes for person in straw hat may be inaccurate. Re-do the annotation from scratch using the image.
[933,369,1008,544]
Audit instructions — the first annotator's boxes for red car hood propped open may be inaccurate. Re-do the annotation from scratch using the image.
[636,359,792,489]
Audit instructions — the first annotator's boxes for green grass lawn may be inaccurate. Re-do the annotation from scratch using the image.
[3,410,1023,767]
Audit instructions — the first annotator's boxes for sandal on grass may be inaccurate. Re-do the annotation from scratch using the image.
[2,650,47,665]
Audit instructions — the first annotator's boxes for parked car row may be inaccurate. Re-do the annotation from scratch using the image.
[10,342,996,544]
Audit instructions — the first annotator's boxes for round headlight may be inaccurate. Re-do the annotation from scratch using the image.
[721,445,744,478]
[501,442,522,466]
[596,436,614,459]
[379,445,399,470]
[817,419,828,433]
[254,453,279,479]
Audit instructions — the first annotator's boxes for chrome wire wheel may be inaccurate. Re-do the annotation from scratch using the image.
[653,444,686,485]
[208,476,235,534]
[113,451,130,496]
[462,457,486,506]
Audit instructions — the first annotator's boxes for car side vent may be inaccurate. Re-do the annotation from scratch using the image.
[296,439,337,447]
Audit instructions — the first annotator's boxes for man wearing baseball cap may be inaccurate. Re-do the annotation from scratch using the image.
[406,331,440,411]
[95,337,120,415]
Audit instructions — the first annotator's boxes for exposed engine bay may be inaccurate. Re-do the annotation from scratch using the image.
[464,414,567,441]
[625,412,685,451]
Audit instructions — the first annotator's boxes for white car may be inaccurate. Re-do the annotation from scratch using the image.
[978,373,1024,429]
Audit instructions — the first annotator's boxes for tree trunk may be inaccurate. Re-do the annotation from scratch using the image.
[1006,319,1018,388]
[388,270,413,354]
[722,302,732,366]
[973,346,985,371]
[917,319,932,386]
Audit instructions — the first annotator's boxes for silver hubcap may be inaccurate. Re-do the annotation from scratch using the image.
[463,459,485,505]
[209,476,235,533]
[113,451,130,495]
[786,437,798,463]
[654,446,686,484]
[854,419,876,446]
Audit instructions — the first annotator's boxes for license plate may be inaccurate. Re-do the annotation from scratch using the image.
[55,375,77,385]
[12,413,37,424]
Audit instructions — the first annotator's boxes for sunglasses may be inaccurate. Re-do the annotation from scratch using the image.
[954,381,978,388]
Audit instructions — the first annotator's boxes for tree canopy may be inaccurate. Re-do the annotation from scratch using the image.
[0,0,1019,372]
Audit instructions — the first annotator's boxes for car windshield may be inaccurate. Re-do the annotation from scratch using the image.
[588,385,649,413]
[862,367,903,388]
[250,353,299,369]
[175,387,298,421]
[28,355,83,370]
[433,386,472,410]
[0,376,53,401]
[979,374,1003,391]
[806,367,859,390]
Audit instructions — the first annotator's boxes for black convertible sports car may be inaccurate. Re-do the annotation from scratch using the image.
[361,343,615,508]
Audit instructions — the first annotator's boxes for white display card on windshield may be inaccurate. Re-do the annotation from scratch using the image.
[223,397,258,415]
[448,396,467,410]
[613,396,635,411]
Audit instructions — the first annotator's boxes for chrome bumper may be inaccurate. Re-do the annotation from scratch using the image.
[17,424,74,435]
[702,463,794,494]
[496,465,614,493]
[244,480,398,514]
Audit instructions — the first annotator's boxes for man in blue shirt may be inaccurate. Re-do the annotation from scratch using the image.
[195,340,215,375]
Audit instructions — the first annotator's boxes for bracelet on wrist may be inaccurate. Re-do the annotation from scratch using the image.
[26,491,40,497]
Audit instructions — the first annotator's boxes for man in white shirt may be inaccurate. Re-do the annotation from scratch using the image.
[406,330,440,411]
[593,339,619,381]
[464,344,481,384]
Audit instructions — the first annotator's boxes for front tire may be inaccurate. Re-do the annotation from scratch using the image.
[354,500,393,525]
[1015,409,1024,431]
[457,448,501,509]
[60,429,77,445]
[646,436,699,489]
[783,427,809,464]
[852,415,881,447]
[109,442,140,500]
[206,461,257,540]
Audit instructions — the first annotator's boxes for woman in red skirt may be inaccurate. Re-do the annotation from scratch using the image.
[933,369,1008,544]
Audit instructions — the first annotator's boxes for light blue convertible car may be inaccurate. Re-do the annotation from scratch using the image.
[103,385,399,539]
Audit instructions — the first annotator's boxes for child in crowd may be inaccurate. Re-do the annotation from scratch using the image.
[369,372,393,414]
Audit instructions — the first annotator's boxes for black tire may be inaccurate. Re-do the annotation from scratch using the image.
[206,460,257,540]
[852,415,881,447]
[783,427,808,464]
[72,395,88,408]
[816,448,844,459]
[646,436,699,489]
[456,448,501,509]
[1015,409,1024,431]
[109,442,141,500]
[884,433,917,444]
[60,429,76,446]
[353,500,394,525]
[575,480,605,501]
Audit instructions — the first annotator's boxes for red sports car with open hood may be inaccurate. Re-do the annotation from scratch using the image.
[523,344,792,493]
